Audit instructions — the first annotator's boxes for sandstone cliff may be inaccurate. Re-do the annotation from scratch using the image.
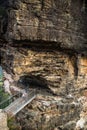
[0,0,87,52]
[0,0,87,130]
[0,0,87,93]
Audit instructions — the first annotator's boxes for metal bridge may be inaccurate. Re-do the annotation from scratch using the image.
[0,89,36,117]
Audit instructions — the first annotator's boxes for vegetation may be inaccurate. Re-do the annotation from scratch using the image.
[0,86,10,109]
[0,66,10,108]
[8,117,21,130]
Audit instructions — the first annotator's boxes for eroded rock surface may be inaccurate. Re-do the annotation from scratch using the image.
[1,46,87,96]
[0,0,87,130]
[0,0,87,52]
[1,45,87,130]
[0,109,9,130]
[15,94,82,130]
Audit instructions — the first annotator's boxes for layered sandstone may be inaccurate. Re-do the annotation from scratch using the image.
[0,0,87,130]
[0,0,87,52]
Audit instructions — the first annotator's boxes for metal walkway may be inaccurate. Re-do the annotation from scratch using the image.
[3,90,36,117]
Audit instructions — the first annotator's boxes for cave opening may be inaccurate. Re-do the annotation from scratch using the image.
[17,74,56,96]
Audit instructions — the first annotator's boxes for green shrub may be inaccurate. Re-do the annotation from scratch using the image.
[0,86,10,109]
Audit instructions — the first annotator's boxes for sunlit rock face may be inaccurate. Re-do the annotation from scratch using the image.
[0,0,87,52]
[0,0,87,95]
[0,0,87,130]
[1,45,87,97]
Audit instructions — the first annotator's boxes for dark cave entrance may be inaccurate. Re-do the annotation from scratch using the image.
[17,74,56,96]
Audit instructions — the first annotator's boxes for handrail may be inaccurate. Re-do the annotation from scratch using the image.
[0,90,36,108]
[6,90,36,111]
[0,92,22,109]
[0,92,21,105]
[3,89,37,115]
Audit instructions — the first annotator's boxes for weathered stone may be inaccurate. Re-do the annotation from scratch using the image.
[0,0,87,130]
[14,95,82,130]
[0,0,87,53]
[0,110,9,130]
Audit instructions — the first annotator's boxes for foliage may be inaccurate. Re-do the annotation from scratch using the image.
[8,117,21,130]
[0,86,10,109]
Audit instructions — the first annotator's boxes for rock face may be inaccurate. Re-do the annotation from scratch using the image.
[1,45,87,96]
[0,110,9,130]
[15,95,82,130]
[0,0,87,130]
[1,45,87,130]
[0,0,87,52]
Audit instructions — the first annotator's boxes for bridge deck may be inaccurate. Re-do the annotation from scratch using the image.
[4,90,36,116]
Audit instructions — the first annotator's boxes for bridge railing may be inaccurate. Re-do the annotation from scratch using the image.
[22,89,36,102]
[0,92,22,109]
[0,89,37,113]
[3,89,37,116]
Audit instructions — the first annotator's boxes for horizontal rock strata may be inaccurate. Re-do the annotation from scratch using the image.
[0,0,87,130]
